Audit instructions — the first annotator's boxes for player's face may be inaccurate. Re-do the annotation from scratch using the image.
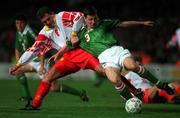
[85,15,98,29]
[15,20,26,33]
[41,13,55,28]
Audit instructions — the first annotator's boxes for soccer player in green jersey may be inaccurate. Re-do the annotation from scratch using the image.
[10,7,145,110]
[73,6,175,98]
[14,13,37,102]
[14,13,52,103]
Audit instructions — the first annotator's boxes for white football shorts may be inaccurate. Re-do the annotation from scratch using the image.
[98,46,131,69]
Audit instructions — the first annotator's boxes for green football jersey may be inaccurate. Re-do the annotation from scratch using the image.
[78,19,119,57]
[15,25,36,54]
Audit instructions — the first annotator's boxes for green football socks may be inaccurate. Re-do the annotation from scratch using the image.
[115,84,132,100]
[17,75,31,99]
[60,83,82,96]
[140,67,159,84]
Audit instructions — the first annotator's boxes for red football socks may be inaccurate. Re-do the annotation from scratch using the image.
[175,86,180,95]
[32,81,51,108]
[158,90,173,101]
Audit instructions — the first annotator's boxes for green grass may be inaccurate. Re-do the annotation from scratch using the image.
[0,79,180,118]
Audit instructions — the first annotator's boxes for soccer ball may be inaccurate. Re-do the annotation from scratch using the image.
[125,97,142,114]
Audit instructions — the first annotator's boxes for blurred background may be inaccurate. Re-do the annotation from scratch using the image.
[0,0,180,80]
[0,0,179,63]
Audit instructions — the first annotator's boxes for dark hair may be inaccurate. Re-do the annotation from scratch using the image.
[15,13,27,22]
[133,56,142,62]
[83,6,97,17]
[36,6,52,19]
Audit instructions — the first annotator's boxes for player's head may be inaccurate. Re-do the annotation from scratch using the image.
[83,6,99,29]
[15,13,27,33]
[36,6,55,28]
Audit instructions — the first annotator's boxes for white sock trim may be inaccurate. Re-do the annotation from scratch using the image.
[137,65,145,75]
[115,83,126,92]
[155,80,161,86]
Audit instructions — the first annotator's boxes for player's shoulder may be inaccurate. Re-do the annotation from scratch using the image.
[43,25,51,31]
[39,26,54,37]
[40,26,53,33]
[23,25,33,34]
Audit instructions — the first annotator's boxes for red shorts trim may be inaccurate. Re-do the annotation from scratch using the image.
[54,48,99,76]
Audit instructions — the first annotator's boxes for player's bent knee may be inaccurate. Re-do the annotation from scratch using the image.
[95,65,105,76]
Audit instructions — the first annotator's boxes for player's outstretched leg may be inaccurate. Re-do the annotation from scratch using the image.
[124,56,175,95]
[46,80,90,102]
[60,84,89,101]
[138,67,175,95]
[105,67,133,100]
[121,75,144,100]
[52,83,90,102]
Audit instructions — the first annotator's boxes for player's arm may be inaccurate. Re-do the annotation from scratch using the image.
[38,55,46,75]
[11,35,23,73]
[18,41,43,65]
[71,31,79,46]
[60,11,84,46]
[117,21,154,28]
[48,44,69,63]
[14,34,21,62]
[10,34,49,75]
[56,44,69,58]
[15,49,21,62]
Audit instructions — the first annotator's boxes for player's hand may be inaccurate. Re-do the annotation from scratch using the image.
[71,31,79,46]
[71,36,79,46]
[48,55,55,64]
[9,66,20,75]
[143,21,154,27]
[48,54,59,64]
[38,66,46,75]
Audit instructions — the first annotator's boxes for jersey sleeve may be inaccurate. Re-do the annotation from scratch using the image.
[71,12,84,32]
[28,28,53,57]
[27,25,37,39]
[18,28,52,64]
[102,19,120,29]
[26,31,36,45]
[61,11,84,32]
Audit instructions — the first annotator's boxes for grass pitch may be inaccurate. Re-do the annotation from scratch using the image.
[0,79,180,118]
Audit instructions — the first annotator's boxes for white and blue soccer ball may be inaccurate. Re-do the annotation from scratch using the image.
[125,97,142,114]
